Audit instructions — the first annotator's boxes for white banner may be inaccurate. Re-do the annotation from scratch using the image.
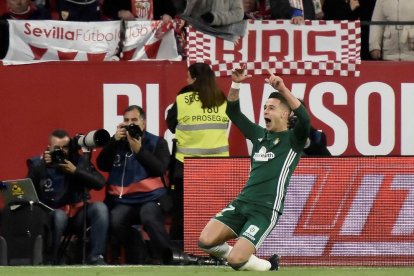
[122,20,180,61]
[3,20,121,64]
[2,20,180,64]
[187,20,361,77]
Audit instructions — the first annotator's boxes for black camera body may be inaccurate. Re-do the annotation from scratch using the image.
[122,124,143,140]
[50,148,66,164]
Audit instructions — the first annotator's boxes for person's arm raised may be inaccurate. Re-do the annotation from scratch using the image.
[227,68,252,102]
[265,70,301,110]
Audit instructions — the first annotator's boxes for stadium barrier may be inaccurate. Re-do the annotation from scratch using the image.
[184,157,414,266]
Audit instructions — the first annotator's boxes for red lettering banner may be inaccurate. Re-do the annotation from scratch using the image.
[187,20,361,77]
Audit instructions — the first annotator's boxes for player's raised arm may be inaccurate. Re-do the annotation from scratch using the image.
[227,68,252,102]
[265,70,301,110]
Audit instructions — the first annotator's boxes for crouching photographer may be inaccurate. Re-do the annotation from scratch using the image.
[27,129,109,265]
[97,105,182,264]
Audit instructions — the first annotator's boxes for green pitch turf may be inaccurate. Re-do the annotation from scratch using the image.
[1,265,413,276]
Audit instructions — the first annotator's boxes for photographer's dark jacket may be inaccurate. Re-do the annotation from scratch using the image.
[27,154,105,214]
[96,131,169,205]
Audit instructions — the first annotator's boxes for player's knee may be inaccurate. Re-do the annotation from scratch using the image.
[228,259,248,271]
[198,233,214,249]
[227,251,249,270]
[198,239,213,252]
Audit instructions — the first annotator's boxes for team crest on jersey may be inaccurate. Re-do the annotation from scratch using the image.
[253,146,275,161]
[243,225,260,241]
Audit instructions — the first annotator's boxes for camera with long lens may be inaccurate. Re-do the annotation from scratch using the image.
[51,148,66,164]
[122,124,143,140]
[73,129,110,149]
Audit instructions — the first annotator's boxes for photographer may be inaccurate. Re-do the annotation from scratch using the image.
[27,129,109,265]
[97,105,179,264]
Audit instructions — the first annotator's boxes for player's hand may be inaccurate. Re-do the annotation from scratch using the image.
[231,66,252,83]
[265,70,288,93]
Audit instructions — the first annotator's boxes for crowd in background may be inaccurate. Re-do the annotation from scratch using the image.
[0,0,414,61]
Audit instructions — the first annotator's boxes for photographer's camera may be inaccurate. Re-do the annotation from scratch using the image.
[74,129,110,149]
[51,148,66,164]
[123,124,143,140]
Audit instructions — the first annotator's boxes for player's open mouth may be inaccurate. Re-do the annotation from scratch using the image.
[265,118,271,127]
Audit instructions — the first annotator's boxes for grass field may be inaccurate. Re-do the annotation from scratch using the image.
[1,265,413,276]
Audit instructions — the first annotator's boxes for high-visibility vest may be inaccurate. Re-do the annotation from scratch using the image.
[175,91,229,162]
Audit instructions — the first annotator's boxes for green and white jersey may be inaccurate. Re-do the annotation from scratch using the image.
[226,100,310,213]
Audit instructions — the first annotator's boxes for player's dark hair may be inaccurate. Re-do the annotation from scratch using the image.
[268,92,291,112]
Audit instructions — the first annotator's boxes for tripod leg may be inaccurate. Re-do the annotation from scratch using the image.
[82,201,88,264]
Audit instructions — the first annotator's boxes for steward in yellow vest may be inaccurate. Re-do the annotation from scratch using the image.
[175,91,229,162]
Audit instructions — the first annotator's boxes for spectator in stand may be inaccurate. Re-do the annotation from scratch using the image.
[101,0,186,67]
[286,0,304,23]
[243,0,310,24]
[171,0,186,14]
[56,0,101,21]
[182,0,244,26]
[0,0,51,19]
[0,0,50,77]
[322,0,360,20]
[322,0,377,60]
[179,0,245,42]
[97,105,182,264]
[302,0,324,20]
[369,0,414,61]
[166,63,230,243]
[101,0,177,21]
[244,0,285,20]
[356,0,377,60]
[27,129,109,265]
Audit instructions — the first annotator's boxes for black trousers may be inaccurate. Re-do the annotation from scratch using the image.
[108,201,175,263]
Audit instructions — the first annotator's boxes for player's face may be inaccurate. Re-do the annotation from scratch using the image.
[263,98,289,132]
